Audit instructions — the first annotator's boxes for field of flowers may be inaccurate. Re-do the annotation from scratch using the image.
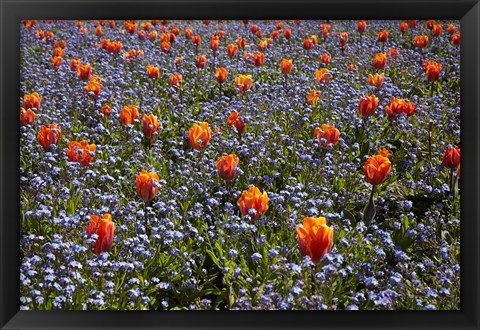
[19,19,460,310]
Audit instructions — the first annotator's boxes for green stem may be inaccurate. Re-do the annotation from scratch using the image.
[449,168,454,197]
[363,184,376,224]
[144,202,150,237]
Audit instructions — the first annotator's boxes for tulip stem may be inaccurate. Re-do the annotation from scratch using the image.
[284,75,288,94]
[144,202,150,237]
[310,268,316,295]
[430,81,435,98]
[363,184,376,225]
[449,168,455,197]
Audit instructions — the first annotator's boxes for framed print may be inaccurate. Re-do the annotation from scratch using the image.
[1,0,479,329]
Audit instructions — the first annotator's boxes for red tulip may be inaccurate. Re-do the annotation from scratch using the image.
[136,170,160,202]
[38,124,61,150]
[215,154,240,181]
[86,214,115,255]
[364,155,392,185]
[237,186,269,221]
[442,147,460,169]
[296,217,334,264]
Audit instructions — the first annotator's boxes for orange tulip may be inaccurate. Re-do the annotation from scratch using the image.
[23,92,41,110]
[373,53,387,69]
[149,31,158,42]
[215,67,228,84]
[65,140,96,167]
[171,58,180,69]
[447,24,456,35]
[119,105,139,125]
[378,30,389,42]
[364,155,392,185]
[357,21,367,33]
[160,41,171,53]
[358,94,379,117]
[426,20,436,30]
[306,90,321,106]
[320,53,331,65]
[70,59,81,71]
[296,217,334,264]
[141,22,152,31]
[196,55,207,69]
[303,38,315,50]
[432,24,443,37]
[100,105,111,117]
[452,33,460,45]
[192,35,201,46]
[215,154,240,181]
[280,59,293,75]
[227,44,238,58]
[142,114,160,139]
[271,30,280,39]
[407,20,417,29]
[227,112,245,135]
[235,75,253,94]
[368,73,384,88]
[147,65,160,80]
[106,40,123,55]
[188,122,212,150]
[237,186,269,221]
[37,124,61,150]
[442,147,460,169]
[386,48,399,60]
[424,61,442,82]
[258,38,268,51]
[339,32,348,46]
[385,98,416,119]
[315,124,340,148]
[283,28,292,39]
[136,170,160,202]
[124,20,137,34]
[86,214,115,255]
[20,108,36,126]
[236,37,247,49]
[254,53,265,67]
[321,24,330,39]
[413,35,429,48]
[95,26,103,37]
[51,56,62,67]
[55,40,66,49]
[185,28,193,39]
[54,47,64,57]
[84,75,102,98]
[137,30,146,40]
[76,64,92,81]
[400,22,409,33]
[210,36,219,52]
[169,73,182,87]
[45,31,55,42]
[315,68,330,84]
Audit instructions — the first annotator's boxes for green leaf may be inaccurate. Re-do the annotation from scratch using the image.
[342,209,357,226]
[401,215,409,233]
[206,250,221,268]
[359,141,370,159]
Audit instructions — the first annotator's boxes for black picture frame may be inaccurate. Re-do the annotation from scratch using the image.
[1,0,479,329]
